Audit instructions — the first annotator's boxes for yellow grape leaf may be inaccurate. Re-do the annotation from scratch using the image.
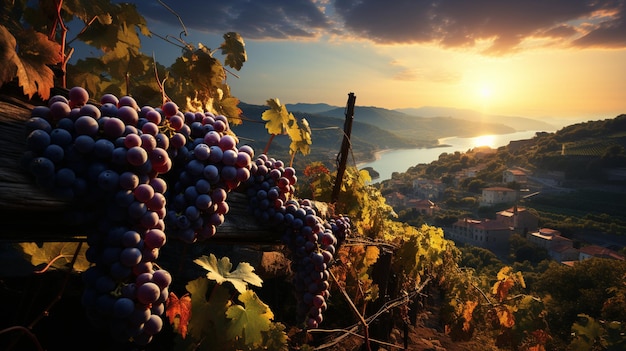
[19,242,90,272]
[516,271,526,289]
[363,246,380,267]
[166,292,192,338]
[496,306,516,328]
[226,290,274,346]
[496,266,513,281]
[462,300,479,332]
[365,283,379,302]
[194,254,263,294]
[261,99,295,135]
[0,26,61,99]
[287,117,312,156]
[220,32,247,71]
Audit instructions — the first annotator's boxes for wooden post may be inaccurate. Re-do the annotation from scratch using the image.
[331,92,356,204]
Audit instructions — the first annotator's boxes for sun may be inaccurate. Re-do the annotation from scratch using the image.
[472,134,496,148]
[478,85,493,99]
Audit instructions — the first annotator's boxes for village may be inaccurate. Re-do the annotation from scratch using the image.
[380,145,626,266]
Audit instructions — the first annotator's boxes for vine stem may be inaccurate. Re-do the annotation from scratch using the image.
[0,326,44,351]
[311,276,431,350]
[27,241,83,329]
[52,0,69,88]
[327,269,371,351]
[262,134,276,155]
[34,254,74,274]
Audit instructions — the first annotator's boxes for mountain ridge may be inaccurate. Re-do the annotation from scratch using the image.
[286,103,557,133]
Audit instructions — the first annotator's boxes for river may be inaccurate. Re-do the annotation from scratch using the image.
[358,130,547,182]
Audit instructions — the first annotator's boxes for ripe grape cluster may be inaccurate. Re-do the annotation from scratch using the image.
[163,110,254,243]
[244,154,297,225]
[244,155,350,328]
[23,87,175,345]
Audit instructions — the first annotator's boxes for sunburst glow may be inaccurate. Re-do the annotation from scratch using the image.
[472,134,497,148]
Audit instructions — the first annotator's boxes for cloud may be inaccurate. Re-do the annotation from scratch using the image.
[333,0,626,54]
[136,0,331,39]
[137,1,626,54]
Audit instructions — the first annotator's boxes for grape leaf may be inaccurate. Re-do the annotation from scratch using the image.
[263,322,289,351]
[220,32,246,71]
[261,98,295,135]
[19,242,90,272]
[363,246,380,267]
[225,290,274,346]
[194,254,263,294]
[166,292,192,339]
[462,300,478,332]
[286,117,312,156]
[0,25,18,84]
[185,277,231,341]
[496,305,516,328]
[0,26,61,99]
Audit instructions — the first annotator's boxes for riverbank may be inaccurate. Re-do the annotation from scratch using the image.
[357,130,544,182]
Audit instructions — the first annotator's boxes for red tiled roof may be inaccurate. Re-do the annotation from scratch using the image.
[580,245,625,260]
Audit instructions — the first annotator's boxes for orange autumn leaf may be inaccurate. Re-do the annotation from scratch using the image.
[496,306,515,328]
[462,300,479,332]
[166,292,192,338]
[492,278,515,302]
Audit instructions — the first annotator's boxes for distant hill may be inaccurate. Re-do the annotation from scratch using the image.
[395,106,556,132]
[233,103,426,169]
[234,101,570,168]
[285,103,339,114]
[318,106,516,140]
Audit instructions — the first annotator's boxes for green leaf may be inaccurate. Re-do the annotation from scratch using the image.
[225,290,274,346]
[19,242,90,272]
[263,322,289,351]
[194,254,263,294]
[220,32,246,71]
[185,277,231,341]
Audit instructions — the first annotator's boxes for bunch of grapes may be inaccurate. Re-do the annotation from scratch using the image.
[328,215,351,248]
[281,199,337,329]
[243,156,348,328]
[162,108,254,243]
[244,154,297,225]
[23,87,173,345]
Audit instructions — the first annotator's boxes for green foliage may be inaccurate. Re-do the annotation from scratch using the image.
[534,259,626,342]
[169,255,287,351]
[194,254,263,294]
[569,314,626,351]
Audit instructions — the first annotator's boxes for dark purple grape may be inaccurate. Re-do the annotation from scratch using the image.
[69,86,89,107]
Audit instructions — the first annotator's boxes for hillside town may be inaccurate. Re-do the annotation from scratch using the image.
[381,146,626,265]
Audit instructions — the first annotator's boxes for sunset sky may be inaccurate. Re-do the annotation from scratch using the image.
[133,0,626,122]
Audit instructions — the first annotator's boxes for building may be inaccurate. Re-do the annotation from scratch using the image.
[496,206,539,235]
[412,178,445,200]
[408,199,439,216]
[447,218,512,252]
[579,245,625,261]
[480,187,517,207]
[384,192,407,208]
[503,168,528,184]
[527,228,579,262]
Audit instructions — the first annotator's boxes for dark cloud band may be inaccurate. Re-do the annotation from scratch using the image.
[137,0,626,54]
